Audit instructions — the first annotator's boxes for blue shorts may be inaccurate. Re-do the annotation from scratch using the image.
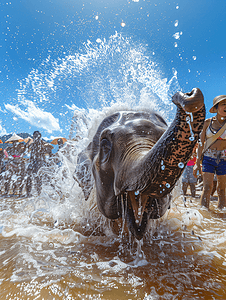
[202,156,226,176]
[182,165,197,183]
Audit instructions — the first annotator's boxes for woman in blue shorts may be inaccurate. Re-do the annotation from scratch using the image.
[193,95,226,209]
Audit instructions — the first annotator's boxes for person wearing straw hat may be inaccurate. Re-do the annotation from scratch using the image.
[3,135,26,196]
[193,95,226,209]
[0,148,4,173]
[0,149,4,193]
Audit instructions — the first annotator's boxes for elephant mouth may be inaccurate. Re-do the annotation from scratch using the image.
[120,191,154,240]
[118,191,171,240]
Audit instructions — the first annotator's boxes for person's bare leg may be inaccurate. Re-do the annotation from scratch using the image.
[217,175,226,209]
[190,183,196,198]
[26,176,32,197]
[200,172,214,209]
[182,182,188,195]
[4,174,12,195]
[211,180,217,196]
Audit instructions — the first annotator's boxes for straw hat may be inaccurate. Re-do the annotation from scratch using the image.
[5,133,24,143]
[209,95,226,113]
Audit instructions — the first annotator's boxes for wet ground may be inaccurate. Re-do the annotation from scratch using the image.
[0,188,226,300]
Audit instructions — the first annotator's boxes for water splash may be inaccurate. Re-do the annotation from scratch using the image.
[1,33,184,261]
[178,162,184,169]
[16,33,180,138]
[186,113,195,141]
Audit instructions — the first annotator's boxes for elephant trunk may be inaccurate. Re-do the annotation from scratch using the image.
[116,88,205,197]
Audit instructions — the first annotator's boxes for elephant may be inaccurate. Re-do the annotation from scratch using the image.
[75,88,205,240]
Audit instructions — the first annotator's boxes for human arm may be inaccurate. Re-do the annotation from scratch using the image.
[193,118,210,178]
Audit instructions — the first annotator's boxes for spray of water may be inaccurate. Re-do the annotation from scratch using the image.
[16,32,180,136]
[2,33,183,261]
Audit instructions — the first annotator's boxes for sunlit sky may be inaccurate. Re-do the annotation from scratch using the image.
[1,0,226,139]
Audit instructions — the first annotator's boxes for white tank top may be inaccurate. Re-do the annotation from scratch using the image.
[206,118,226,140]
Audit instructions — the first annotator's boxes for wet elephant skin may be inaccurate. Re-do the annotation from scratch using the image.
[75,88,205,240]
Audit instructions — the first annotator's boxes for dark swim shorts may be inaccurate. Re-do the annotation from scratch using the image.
[202,156,226,176]
[182,165,197,183]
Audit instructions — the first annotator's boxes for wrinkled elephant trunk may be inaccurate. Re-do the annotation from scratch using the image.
[114,88,205,239]
[116,88,205,197]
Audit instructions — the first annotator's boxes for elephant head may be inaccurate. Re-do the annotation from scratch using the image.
[75,88,205,240]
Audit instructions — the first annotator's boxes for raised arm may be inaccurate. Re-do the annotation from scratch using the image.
[193,118,210,177]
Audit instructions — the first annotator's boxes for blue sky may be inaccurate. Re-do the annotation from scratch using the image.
[1,0,226,139]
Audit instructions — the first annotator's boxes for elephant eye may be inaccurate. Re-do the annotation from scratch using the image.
[100,138,112,163]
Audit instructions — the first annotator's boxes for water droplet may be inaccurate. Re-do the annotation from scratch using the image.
[135,191,139,196]
[173,32,180,40]
[178,162,184,168]
[166,183,170,188]
[192,56,197,60]
[189,136,195,141]
[121,21,126,27]
[161,165,165,170]
[174,20,178,27]
[95,15,99,20]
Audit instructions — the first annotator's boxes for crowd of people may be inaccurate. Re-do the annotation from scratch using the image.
[183,94,226,210]
[0,131,66,197]
[0,94,225,210]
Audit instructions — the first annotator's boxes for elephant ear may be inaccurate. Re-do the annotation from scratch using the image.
[74,147,94,201]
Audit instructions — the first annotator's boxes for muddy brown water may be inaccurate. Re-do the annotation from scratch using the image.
[1,190,226,300]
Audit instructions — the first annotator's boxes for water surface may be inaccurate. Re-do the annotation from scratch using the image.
[1,188,226,299]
